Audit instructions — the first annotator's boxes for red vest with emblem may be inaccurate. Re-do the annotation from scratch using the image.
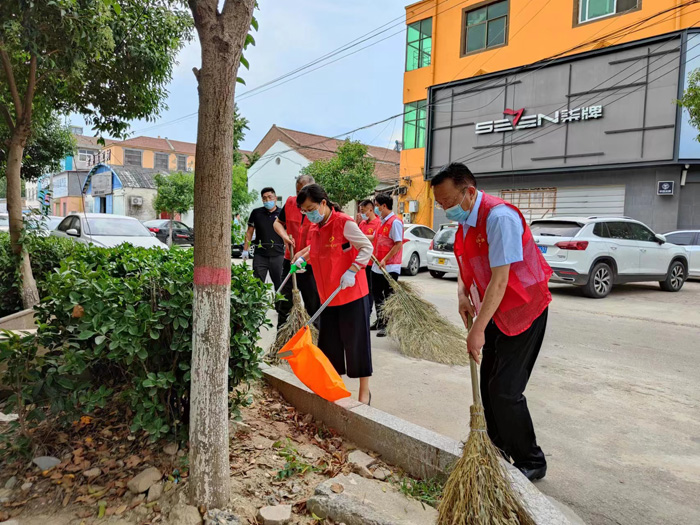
[359,217,381,266]
[283,196,310,260]
[454,192,552,336]
[308,210,369,307]
[373,214,403,265]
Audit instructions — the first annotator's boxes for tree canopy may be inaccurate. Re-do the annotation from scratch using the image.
[300,140,378,207]
[232,164,256,216]
[154,171,195,216]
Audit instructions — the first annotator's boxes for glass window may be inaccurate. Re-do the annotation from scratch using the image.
[665,232,697,246]
[57,217,73,232]
[627,222,657,243]
[465,0,508,54]
[124,149,142,167]
[579,0,638,23]
[155,152,170,170]
[69,216,81,234]
[607,222,633,240]
[417,227,436,239]
[78,149,98,163]
[86,218,151,237]
[177,155,188,172]
[434,226,457,245]
[593,222,611,238]
[403,100,427,150]
[530,221,582,237]
[406,17,432,71]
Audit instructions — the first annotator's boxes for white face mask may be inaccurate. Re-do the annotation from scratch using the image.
[360,213,368,221]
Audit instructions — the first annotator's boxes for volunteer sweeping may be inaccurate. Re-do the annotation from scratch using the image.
[291,184,373,405]
[431,162,552,482]
[358,199,381,318]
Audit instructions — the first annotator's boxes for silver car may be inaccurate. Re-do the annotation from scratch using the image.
[427,223,459,278]
[664,230,700,277]
[51,213,167,249]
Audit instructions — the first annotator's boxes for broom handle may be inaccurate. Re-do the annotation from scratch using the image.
[290,246,299,291]
[467,313,482,405]
[371,254,396,283]
[307,285,342,327]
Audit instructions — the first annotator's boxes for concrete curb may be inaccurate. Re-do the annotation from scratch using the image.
[0,309,35,330]
[262,363,578,525]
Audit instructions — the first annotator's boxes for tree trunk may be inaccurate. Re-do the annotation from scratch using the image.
[168,217,173,248]
[7,138,40,309]
[188,0,255,510]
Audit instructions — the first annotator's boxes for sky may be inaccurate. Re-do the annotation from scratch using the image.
[71,0,410,153]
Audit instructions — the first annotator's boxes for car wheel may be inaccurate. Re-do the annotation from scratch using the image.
[430,270,445,279]
[406,253,420,276]
[583,262,613,298]
[659,260,686,292]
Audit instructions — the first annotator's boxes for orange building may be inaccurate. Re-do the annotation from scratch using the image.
[399,0,700,229]
[101,136,196,172]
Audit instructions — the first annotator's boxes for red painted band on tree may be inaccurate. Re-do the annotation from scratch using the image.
[194,267,231,286]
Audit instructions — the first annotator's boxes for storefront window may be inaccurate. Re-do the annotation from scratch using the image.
[406,18,432,71]
[464,0,508,54]
[579,0,638,24]
[124,149,143,167]
[403,100,427,150]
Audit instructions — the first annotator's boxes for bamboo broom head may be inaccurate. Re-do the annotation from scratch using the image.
[380,279,469,366]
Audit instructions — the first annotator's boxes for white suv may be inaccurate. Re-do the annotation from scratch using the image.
[531,217,688,298]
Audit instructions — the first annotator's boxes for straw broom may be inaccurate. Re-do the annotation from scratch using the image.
[373,255,468,366]
[437,314,535,525]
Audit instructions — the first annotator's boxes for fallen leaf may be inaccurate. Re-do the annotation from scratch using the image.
[330,483,344,494]
[125,455,141,469]
[77,508,93,519]
[62,492,72,507]
[72,304,84,318]
[115,504,127,515]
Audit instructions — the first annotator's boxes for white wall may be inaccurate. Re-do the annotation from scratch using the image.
[247,140,310,211]
[124,188,158,221]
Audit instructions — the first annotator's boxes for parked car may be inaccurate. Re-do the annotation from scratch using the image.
[663,230,700,277]
[52,213,167,249]
[532,217,688,298]
[401,224,435,276]
[427,223,459,279]
[143,219,194,246]
[232,242,254,259]
[0,213,61,235]
[0,213,9,232]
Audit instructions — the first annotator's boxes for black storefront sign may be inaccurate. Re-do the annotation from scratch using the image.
[657,181,674,196]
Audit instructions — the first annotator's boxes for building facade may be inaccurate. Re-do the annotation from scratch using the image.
[102,136,196,173]
[400,0,700,231]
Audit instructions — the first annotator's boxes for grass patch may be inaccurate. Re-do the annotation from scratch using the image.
[395,476,444,509]
[273,438,324,480]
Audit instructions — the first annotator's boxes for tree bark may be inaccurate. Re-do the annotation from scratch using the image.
[188,0,255,510]
[168,217,173,248]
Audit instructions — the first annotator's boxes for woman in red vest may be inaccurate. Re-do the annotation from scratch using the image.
[292,184,374,405]
[431,162,552,482]
[358,199,381,318]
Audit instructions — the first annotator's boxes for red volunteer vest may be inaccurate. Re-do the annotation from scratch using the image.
[373,214,403,266]
[359,216,381,266]
[454,192,552,336]
[283,196,310,260]
[308,210,369,307]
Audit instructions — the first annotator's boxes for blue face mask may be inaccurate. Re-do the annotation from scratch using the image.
[445,191,470,223]
[306,208,324,224]
[374,206,381,216]
[263,201,276,210]
[360,213,368,221]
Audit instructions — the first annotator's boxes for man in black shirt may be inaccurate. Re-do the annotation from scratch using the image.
[244,187,284,296]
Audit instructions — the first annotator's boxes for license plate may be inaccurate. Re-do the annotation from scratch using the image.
[538,246,547,254]
[438,258,446,265]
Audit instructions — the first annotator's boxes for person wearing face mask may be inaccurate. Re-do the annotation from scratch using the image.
[370,193,404,337]
[245,187,285,318]
[357,199,381,318]
[273,175,321,329]
[431,162,552,482]
[291,184,374,405]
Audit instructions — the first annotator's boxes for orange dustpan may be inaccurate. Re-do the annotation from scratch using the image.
[277,286,351,402]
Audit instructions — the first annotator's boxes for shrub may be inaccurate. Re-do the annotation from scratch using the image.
[0,232,78,317]
[0,242,271,451]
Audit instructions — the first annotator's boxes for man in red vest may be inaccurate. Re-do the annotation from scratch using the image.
[371,193,403,337]
[273,175,321,328]
[358,199,381,318]
[431,162,552,482]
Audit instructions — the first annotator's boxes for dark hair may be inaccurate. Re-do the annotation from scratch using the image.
[359,199,373,208]
[374,193,393,210]
[260,187,276,198]
[430,163,478,189]
[296,184,342,212]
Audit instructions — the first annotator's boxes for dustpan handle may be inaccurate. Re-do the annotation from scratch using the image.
[307,285,342,326]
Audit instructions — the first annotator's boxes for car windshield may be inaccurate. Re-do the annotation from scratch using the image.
[434,227,457,244]
[143,220,168,228]
[47,217,62,230]
[0,215,9,226]
[530,221,582,237]
[86,218,151,237]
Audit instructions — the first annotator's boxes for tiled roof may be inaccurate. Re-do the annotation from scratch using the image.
[253,126,400,182]
[111,166,169,189]
[112,136,197,155]
[75,135,117,149]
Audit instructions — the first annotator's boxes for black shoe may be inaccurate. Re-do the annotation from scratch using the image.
[377,328,387,337]
[370,321,379,331]
[517,465,547,482]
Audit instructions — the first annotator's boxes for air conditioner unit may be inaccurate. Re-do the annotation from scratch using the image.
[408,200,419,213]
[131,196,143,206]
[403,213,411,223]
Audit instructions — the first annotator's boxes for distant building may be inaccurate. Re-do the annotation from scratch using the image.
[248,125,400,215]
[101,136,196,173]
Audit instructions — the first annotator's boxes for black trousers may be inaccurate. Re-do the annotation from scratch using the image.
[481,308,548,470]
[371,270,399,329]
[278,259,321,329]
[318,295,372,378]
[252,254,284,320]
[365,266,375,317]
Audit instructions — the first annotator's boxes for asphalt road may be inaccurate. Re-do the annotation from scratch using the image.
[258,263,700,525]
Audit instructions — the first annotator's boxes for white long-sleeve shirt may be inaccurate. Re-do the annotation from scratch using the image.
[343,220,373,268]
